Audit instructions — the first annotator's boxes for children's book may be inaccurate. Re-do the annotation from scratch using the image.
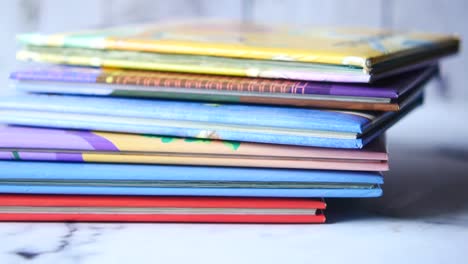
[0,194,326,223]
[0,126,388,171]
[16,20,459,82]
[11,65,437,111]
[0,161,383,197]
[0,92,422,149]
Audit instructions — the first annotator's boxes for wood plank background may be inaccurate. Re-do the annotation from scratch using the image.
[0,0,466,101]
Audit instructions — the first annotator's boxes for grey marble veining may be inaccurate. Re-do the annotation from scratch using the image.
[0,216,467,264]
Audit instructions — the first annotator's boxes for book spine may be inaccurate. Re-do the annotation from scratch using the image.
[0,213,326,223]
[0,185,382,197]
[97,70,312,94]
[0,95,366,132]
[0,195,325,209]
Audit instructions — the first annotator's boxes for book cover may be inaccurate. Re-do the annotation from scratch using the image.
[11,65,437,111]
[0,126,388,171]
[0,195,326,223]
[0,161,383,197]
[17,20,459,77]
[0,92,423,148]
[0,151,389,171]
[16,45,442,83]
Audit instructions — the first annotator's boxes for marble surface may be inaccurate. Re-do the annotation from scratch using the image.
[0,214,467,264]
[0,95,467,264]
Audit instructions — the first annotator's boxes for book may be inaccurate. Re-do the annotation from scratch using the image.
[10,65,437,111]
[0,161,383,197]
[0,92,422,149]
[17,20,459,82]
[0,126,388,171]
[0,194,326,223]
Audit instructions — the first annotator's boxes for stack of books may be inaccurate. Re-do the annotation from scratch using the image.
[0,20,459,223]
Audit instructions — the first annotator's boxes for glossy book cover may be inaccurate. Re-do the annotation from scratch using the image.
[0,195,326,223]
[17,20,459,76]
[0,126,389,171]
[0,161,383,197]
[11,65,437,111]
[0,93,423,149]
[16,45,443,83]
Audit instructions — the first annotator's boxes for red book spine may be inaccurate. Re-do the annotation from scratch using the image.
[0,213,326,224]
[0,195,326,209]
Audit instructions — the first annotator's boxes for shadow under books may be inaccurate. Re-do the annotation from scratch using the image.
[326,141,468,224]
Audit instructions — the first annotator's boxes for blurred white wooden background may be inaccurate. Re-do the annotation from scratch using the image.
[0,0,466,102]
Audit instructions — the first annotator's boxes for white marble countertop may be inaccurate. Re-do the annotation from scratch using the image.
[0,93,467,264]
[0,212,467,264]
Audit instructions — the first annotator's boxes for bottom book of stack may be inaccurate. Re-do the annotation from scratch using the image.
[0,195,326,223]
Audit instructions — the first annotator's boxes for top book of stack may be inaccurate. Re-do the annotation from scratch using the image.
[17,20,459,83]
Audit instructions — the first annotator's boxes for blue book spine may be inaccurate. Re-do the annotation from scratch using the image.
[0,94,368,132]
[0,161,383,184]
[0,186,383,198]
[0,112,365,148]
